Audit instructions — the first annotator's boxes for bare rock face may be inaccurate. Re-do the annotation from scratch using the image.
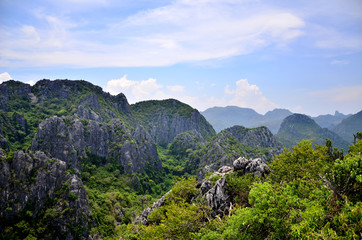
[30,115,161,173]
[226,125,282,149]
[0,150,92,239]
[205,177,230,217]
[200,180,212,195]
[233,157,271,177]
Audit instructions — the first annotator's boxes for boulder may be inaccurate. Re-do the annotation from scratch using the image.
[233,157,271,176]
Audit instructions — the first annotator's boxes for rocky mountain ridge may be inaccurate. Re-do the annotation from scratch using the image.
[0,79,221,239]
[201,106,293,133]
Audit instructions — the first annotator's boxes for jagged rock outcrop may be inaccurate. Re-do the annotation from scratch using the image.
[131,99,216,146]
[205,177,230,217]
[233,157,271,177]
[0,150,92,239]
[30,115,161,173]
[197,157,271,217]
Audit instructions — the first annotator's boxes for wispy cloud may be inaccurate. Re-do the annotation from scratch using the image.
[331,59,349,65]
[0,1,306,68]
[310,86,362,103]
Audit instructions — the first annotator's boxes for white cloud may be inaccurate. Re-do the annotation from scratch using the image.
[25,80,36,86]
[331,60,349,65]
[0,72,12,83]
[104,76,278,113]
[104,75,162,102]
[223,79,279,113]
[104,75,197,105]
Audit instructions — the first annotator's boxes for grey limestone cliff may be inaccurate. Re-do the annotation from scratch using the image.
[131,99,216,146]
[225,125,281,149]
[0,149,92,239]
[30,115,161,173]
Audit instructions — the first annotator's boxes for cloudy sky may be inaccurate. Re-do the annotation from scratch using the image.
[1,0,361,116]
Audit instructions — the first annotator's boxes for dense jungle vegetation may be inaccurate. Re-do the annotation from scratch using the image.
[117,139,361,240]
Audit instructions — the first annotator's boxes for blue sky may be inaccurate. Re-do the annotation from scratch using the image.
[0,0,361,116]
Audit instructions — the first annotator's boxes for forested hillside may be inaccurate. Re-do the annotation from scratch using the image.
[122,139,362,239]
[332,110,362,143]
[0,79,361,239]
[276,113,350,150]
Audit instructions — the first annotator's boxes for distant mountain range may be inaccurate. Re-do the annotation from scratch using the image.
[312,111,352,129]
[201,106,292,133]
[202,106,361,149]
[201,106,354,134]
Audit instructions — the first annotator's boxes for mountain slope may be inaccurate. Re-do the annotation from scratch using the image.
[131,99,216,147]
[276,113,350,149]
[332,110,362,143]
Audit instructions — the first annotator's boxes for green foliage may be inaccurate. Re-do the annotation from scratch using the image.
[139,201,211,240]
[123,139,361,240]
[225,173,257,207]
[269,140,329,183]
[165,177,199,203]
[326,139,362,203]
